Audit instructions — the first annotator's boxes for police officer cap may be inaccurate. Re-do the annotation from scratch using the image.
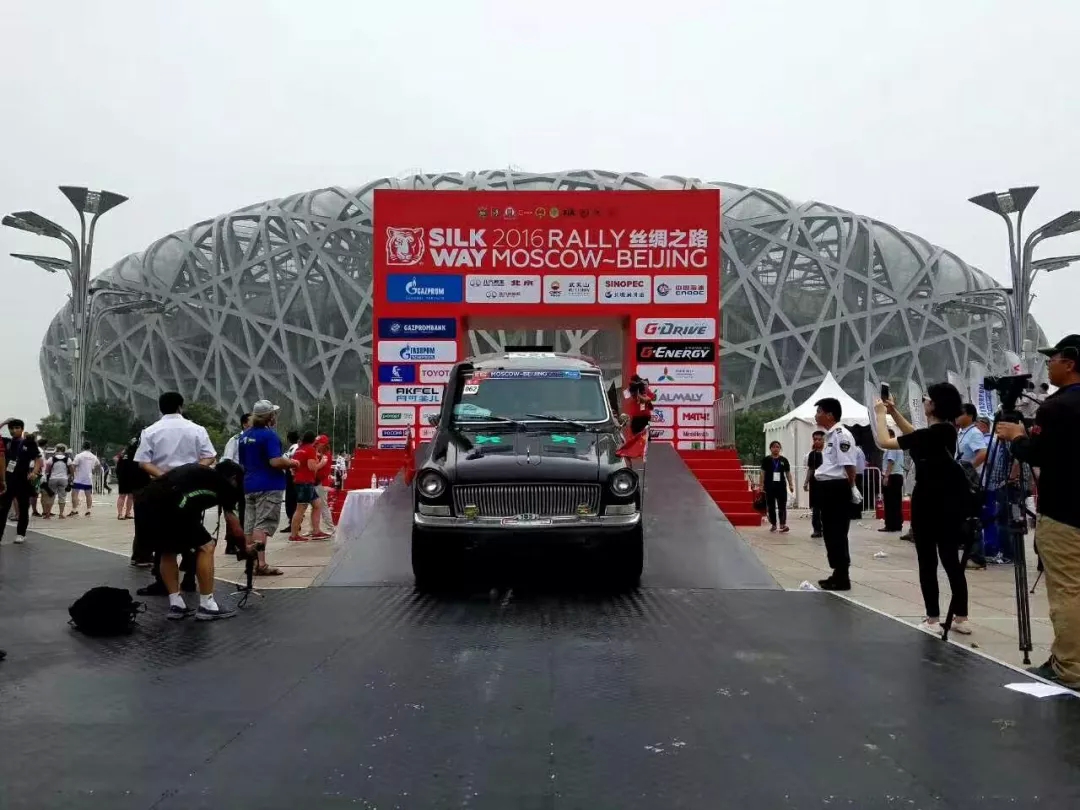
[1037,334,1080,359]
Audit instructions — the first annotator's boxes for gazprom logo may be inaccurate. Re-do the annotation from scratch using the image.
[398,344,439,361]
[386,274,463,303]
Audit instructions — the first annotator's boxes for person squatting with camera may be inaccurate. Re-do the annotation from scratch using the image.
[875,382,972,635]
[994,335,1080,688]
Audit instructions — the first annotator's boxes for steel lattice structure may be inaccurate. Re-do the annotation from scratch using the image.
[40,170,1040,421]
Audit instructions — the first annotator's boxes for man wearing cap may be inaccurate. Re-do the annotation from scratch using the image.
[238,400,299,576]
[997,335,1080,688]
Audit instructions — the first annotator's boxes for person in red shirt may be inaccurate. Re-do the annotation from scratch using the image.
[288,432,320,541]
[308,434,333,539]
[624,375,656,435]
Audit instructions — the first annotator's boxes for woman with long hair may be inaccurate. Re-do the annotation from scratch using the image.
[875,382,972,635]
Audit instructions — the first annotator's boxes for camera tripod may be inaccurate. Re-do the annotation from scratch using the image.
[942,406,1036,665]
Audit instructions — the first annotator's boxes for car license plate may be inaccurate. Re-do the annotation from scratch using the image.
[500,516,552,527]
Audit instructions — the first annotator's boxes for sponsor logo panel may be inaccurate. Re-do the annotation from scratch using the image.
[378,427,411,440]
[598,275,651,304]
[377,440,408,450]
[653,274,708,304]
[636,341,715,362]
[377,364,416,384]
[419,364,454,384]
[543,274,596,303]
[419,405,442,424]
[677,407,715,426]
[635,318,716,340]
[377,407,417,425]
[677,440,717,450]
[465,274,542,304]
[377,318,457,339]
[420,426,436,440]
[649,427,675,440]
[635,363,715,385]
[678,427,715,441]
[377,340,458,363]
[386,274,463,303]
[652,385,716,406]
[377,385,444,405]
[648,406,676,426]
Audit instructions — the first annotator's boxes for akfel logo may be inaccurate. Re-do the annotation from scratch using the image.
[385,227,425,266]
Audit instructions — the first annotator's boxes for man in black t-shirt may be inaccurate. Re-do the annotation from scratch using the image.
[135,460,247,621]
[0,418,43,545]
[803,430,825,537]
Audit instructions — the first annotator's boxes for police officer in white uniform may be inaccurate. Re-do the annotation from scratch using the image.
[812,397,860,590]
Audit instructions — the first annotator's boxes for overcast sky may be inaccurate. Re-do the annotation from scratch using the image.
[2,0,1077,426]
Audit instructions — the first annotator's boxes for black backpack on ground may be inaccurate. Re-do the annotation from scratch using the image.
[68,587,144,636]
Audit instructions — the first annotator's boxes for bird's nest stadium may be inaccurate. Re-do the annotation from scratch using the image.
[40,170,1042,421]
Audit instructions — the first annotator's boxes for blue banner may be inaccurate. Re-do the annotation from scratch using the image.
[378,318,457,339]
[386,274,463,303]
[377,364,417,383]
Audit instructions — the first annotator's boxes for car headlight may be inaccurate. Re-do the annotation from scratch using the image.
[417,471,447,499]
[609,469,638,497]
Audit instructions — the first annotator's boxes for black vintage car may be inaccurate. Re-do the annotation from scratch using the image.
[411,350,644,589]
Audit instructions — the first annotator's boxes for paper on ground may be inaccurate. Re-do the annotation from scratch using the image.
[1005,682,1077,698]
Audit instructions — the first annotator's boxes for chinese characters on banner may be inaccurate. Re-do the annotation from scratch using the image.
[372,190,722,447]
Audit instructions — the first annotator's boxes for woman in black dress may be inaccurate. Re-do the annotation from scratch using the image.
[875,382,971,635]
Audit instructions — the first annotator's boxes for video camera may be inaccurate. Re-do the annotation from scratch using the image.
[983,373,1032,414]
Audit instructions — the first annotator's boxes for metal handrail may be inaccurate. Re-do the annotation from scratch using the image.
[712,392,736,449]
[354,392,376,448]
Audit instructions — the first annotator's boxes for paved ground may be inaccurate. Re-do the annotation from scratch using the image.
[2,529,1078,809]
[742,509,1051,670]
[17,495,1052,669]
[20,497,334,589]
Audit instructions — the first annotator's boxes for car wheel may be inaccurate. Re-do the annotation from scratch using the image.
[412,527,457,591]
[608,523,644,591]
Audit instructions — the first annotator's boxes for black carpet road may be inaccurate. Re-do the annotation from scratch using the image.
[2,531,1078,810]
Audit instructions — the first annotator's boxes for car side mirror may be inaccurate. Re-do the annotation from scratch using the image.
[427,414,439,426]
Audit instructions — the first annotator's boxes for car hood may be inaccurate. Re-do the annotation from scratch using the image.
[436,427,625,483]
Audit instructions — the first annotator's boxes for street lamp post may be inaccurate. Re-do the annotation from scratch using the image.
[968,187,1080,367]
[4,187,128,448]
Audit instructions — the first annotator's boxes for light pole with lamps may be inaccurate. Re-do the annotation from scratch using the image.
[968,187,1080,365]
[3,187,128,449]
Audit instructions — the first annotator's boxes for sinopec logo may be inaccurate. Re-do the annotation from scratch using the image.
[636,341,715,362]
[637,318,716,339]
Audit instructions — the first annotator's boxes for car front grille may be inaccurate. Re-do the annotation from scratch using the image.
[453,484,601,518]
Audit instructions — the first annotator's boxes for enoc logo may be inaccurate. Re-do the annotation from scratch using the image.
[636,342,715,362]
[385,227,425,266]
[636,318,716,339]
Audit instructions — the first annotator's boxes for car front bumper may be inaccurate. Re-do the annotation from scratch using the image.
[413,512,640,531]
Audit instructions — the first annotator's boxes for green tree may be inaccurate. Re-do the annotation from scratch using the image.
[733,407,787,465]
[35,412,69,446]
[182,400,232,454]
[298,395,356,454]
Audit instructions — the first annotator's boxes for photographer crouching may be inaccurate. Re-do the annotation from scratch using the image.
[995,335,1080,688]
[135,460,248,621]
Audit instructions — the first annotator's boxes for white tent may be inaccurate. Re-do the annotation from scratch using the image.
[762,373,871,508]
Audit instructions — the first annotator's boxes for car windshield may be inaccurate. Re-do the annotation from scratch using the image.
[451,369,610,424]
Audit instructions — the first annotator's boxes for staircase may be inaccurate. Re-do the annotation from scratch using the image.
[676,448,762,527]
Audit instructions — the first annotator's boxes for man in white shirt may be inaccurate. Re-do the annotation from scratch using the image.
[813,397,860,591]
[68,442,100,517]
[134,391,216,596]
